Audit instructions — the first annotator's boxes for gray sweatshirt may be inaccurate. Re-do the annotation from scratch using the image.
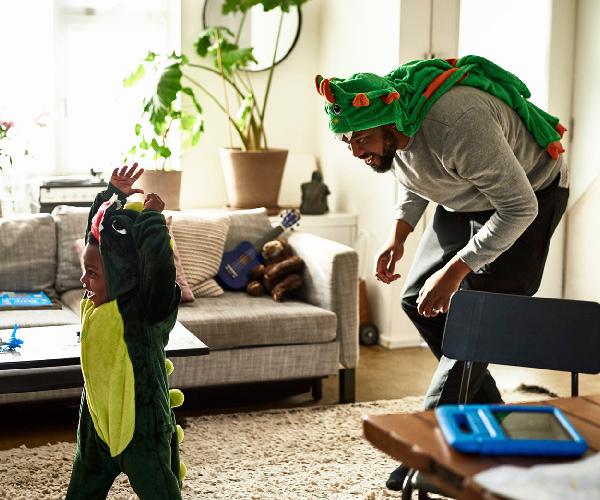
[392,85,568,272]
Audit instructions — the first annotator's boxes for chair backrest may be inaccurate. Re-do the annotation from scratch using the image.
[442,290,600,375]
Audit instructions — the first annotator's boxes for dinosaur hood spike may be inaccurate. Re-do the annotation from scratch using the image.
[352,93,370,107]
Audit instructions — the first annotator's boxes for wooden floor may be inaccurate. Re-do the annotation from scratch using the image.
[2,345,600,451]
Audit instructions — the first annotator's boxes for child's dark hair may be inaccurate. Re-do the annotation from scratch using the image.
[87,234,99,246]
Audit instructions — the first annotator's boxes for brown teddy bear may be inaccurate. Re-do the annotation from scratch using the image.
[246,238,304,302]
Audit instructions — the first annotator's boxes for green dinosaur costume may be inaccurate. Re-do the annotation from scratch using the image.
[66,184,186,499]
[316,55,566,159]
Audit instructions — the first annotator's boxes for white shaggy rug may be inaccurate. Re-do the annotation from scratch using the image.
[0,391,547,500]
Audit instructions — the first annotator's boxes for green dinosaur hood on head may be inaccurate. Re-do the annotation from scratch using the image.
[316,73,401,135]
[315,55,566,158]
[88,197,144,300]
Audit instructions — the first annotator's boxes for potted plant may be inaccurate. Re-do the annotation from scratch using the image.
[124,0,308,210]
[123,54,204,210]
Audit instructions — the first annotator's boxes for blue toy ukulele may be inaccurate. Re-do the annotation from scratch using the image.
[217,210,301,291]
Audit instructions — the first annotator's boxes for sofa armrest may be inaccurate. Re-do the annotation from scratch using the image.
[287,232,359,369]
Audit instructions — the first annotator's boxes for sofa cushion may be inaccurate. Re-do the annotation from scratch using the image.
[51,205,88,293]
[224,208,273,251]
[61,288,83,315]
[0,213,56,292]
[176,292,337,350]
[170,215,230,297]
[165,217,194,303]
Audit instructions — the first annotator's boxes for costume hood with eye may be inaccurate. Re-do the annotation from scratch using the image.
[87,195,144,300]
[67,184,186,499]
[316,55,566,159]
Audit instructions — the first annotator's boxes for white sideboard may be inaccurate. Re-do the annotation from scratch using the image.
[270,212,357,247]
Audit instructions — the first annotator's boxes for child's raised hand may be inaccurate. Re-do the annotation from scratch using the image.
[143,193,165,213]
[110,163,145,196]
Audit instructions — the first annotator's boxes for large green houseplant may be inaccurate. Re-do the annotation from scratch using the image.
[125,0,308,210]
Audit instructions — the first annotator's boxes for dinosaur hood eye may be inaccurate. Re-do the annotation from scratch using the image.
[332,104,341,115]
[112,219,127,235]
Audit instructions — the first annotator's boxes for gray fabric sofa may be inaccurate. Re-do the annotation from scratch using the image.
[0,207,358,405]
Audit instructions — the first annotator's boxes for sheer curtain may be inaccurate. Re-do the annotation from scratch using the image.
[0,0,179,177]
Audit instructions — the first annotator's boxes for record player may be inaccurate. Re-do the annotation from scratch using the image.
[39,170,107,213]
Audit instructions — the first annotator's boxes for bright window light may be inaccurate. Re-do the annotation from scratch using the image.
[0,0,179,176]
[56,0,179,174]
[0,1,55,174]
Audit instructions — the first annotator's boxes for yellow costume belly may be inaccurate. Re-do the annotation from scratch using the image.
[80,298,135,457]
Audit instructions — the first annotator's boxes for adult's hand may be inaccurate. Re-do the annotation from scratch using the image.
[110,163,144,196]
[143,193,165,213]
[374,241,403,284]
[374,219,413,285]
[417,256,471,317]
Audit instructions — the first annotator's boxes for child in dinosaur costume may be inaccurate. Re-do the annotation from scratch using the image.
[66,164,186,499]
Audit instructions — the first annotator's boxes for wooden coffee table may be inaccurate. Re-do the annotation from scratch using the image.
[363,394,600,499]
[0,322,209,394]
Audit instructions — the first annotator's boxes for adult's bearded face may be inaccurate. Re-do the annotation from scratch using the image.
[344,125,403,174]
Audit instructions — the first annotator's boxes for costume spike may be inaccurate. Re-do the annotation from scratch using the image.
[381,91,400,104]
[315,75,324,94]
[179,461,187,481]
[352,93,370,107]
[320,79,336,103]
[169,388,184,408]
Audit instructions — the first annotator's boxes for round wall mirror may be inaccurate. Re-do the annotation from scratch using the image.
[203,1,302,72]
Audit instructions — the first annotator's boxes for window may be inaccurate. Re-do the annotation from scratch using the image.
[0,1,55,175]
[0,0,179,176]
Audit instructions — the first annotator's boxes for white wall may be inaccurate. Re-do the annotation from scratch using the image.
[386,0,461,348]
[316,0,410,347]
[458,0,575,300]
[179,0,321,209]
[566,0,600,207]
[564,0,600,302]
[537,0,576,298]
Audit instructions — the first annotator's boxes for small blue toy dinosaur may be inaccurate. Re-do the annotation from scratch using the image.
[0,324,23,352]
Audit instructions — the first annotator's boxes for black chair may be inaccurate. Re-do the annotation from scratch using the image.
[445,290,600,401]
[403,290,600,499]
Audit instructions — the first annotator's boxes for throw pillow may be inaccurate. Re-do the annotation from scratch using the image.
[165,217,195,303]
[74,238,86,274]
[170,215,230,297]
[51,206,89,292]
[0,213,56,292]
[224,207,273,251]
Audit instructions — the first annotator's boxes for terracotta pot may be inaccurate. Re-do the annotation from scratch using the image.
[135,170,182,210]
[219,148,288,209]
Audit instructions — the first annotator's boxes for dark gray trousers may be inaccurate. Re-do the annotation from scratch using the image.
[400,177,569,409]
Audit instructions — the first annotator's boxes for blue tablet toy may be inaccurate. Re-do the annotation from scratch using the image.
[435,405,588,457]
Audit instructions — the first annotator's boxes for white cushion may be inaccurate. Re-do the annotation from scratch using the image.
[170,215,230,297]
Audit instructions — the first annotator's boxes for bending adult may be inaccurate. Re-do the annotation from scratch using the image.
[316,56,569,491]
